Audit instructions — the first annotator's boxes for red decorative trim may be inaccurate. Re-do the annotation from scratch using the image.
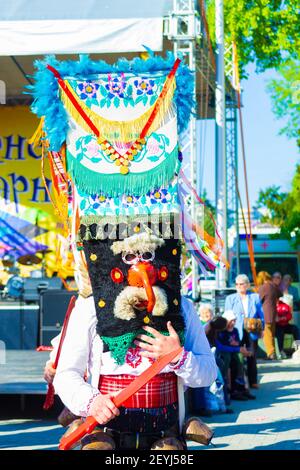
[47,65,100,137]
[86,392,100,416]
[36,346,53,352]
[125,347,142,369]
[140,58,181,138]
[99,373,177,409]
[169,348,188,370]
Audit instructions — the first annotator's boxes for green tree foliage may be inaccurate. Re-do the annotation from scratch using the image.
[206,0,300,77]
[206,1,300,147]
[267,58,300,147]
[256,165,300,245]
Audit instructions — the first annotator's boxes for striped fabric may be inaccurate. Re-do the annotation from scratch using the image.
[98,372,178,409]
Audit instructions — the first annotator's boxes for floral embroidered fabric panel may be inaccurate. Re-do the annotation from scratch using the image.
[68,73,166,113]
[66,116,177,177]
[75,180,181,217]
[61,70,179,198]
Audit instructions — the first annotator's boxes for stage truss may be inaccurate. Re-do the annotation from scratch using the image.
[165,0,239,298]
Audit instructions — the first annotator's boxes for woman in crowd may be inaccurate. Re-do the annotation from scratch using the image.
[225,274,264,388]
[199,303,214,334]
[257,271,282,360]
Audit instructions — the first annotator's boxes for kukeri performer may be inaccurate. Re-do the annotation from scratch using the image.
[54,292,217,450]
[44,237,217,450]
[30,53,225,450]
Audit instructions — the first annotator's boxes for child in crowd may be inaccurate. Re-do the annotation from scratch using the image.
[191,304,232,416]
[216,311,255,401]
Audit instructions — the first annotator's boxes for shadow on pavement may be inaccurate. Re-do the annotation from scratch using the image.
[0,421,65,450]
[252,439,300,450]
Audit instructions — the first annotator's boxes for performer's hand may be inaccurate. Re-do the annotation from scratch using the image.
[44,361,56,384]
[134,321,182,362]
[89,393,120,425]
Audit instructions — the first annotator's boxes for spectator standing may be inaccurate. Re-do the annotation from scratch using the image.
[225,274,264,388]
[282,274,300,310]
[257,271,282,360]
[275,297,300,358]
[272,271,282,288]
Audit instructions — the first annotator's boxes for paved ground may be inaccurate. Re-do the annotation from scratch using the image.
[0,351,48,394]
[0,358,300,450]
[189,358,300,450]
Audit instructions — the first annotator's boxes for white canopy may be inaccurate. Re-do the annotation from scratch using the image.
[0,0,173,55]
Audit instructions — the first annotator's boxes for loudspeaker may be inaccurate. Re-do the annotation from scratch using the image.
[23,277,63,303]
[40,290,77,346]
[0,304,39,349]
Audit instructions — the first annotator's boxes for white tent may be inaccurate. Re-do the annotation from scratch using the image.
[0,0,179,104]
[0,0,173,55]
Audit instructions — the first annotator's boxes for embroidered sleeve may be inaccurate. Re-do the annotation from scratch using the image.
[86,391,101,416]
[168,348,188,370]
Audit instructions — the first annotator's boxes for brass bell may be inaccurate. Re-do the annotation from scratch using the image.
[182,417,214,446]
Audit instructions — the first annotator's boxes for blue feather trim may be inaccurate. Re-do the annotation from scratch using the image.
[27,53,195,151]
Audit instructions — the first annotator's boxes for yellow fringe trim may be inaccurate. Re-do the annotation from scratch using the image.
[61,78,176,143]
[28,117,44,148]
[41,146,69,233]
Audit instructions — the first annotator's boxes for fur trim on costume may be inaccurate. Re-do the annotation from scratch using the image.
[82,234,185,365]
[78,214,180,242]
[114,286,168,321]
[111,231,165,256]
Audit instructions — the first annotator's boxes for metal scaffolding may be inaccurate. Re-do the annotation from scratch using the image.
[165,0,239,295]
[165,0,199,300]
[225,42,240,283]
[215,0,227,288]
[225,100,239,272]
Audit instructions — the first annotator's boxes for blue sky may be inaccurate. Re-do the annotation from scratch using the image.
[198,64,299,209]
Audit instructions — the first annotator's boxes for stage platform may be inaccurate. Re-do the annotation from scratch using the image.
[0,350,48,395]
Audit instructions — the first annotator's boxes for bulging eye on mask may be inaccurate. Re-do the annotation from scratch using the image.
[122,251,155,265]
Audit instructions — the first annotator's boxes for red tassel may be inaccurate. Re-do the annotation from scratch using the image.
[43,383,55,410]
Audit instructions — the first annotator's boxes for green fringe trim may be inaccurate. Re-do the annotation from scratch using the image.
[77,213,182,242]
[67,145,180,198]
[101,329,185,365]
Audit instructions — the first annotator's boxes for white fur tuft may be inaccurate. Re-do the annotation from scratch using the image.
[111,232,164,256]
[114,286,168,321]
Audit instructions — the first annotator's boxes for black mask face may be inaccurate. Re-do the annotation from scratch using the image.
[82,220,185,364]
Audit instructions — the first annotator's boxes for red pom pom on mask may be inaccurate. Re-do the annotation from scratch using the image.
[158,266,169,282]
[110,268,124,284]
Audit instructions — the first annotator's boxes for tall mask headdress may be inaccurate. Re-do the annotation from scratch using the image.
[30,53,225,364]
